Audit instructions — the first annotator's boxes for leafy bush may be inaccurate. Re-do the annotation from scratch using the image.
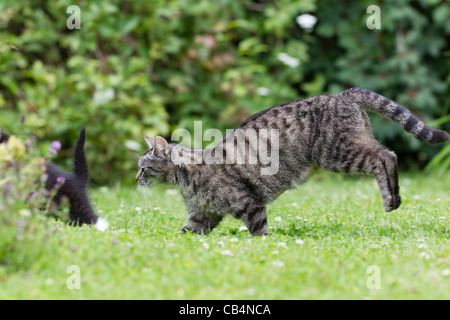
[0,0,448,185]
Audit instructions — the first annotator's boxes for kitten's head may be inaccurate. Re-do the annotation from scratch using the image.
[136,136,173,186]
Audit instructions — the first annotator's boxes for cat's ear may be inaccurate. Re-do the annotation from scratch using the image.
[145,136,154,151]
[154,136,170,157]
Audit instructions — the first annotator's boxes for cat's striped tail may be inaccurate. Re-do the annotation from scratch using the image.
[342,87,449,144]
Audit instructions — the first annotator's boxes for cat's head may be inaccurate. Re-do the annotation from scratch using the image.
[136,136,173,186]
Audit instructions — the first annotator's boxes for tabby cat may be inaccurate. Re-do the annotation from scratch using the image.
[136,88,449,236]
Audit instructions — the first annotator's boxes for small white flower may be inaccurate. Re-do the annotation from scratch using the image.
[202,242,210,250]
[272,260,285,268]
[256,87,270,96]
[239,226,248,232]
[153,207,161,211]
[135,207,142,212]
[417,244,427,249]
[277,52,300,68]
[295,14,317,30]
[124,139,141,152]
[165,189,178,196]
[230,237,238,242]
[420,252,430,260]
[277,242,287,248]
[100,186,109,193]
[221,249,234,257]
[292,202,298,207]
[218,241,225,248]
[274,216,282,222]
[295,239,305,245]
[441,269,450,276]
[19,209,31,217]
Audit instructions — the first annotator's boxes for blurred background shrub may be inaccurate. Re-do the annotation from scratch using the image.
[0,0,448,185]
[0,133,65,270]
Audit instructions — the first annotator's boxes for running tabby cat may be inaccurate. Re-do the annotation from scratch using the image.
[136,88,449,236]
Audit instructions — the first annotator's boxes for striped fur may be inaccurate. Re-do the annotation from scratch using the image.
[341,88,449,144]
[138,88,448,236]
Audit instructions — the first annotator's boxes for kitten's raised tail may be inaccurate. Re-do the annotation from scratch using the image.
[73,127,89,183]
[342,88,449,144]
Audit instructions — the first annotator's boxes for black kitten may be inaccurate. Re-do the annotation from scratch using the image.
[46,128,108,230]
[1,128,108,230]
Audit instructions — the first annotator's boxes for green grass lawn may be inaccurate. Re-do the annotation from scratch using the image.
[1,171,449,299]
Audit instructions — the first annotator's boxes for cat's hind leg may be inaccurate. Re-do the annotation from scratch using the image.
[369,148,401,212]
[318,138,401,212]
[342,145,401,212]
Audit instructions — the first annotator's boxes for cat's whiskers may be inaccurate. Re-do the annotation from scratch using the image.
[136,182,153,209]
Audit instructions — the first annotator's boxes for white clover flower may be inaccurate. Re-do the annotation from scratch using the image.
[256,87,270,96]
[442,269,450,276]
[230,237,238,242]
[165,189,178,196]
[272,260,285,268]
[221,249,234,257]
[202,242,210,250]
[295,239,305,245]
[239,226,248,232]
[277,242,287,248]
[124,139,141,152]
[277,52,300,68]
[19,209,31,217]
[274,216,282,222]
[135,207,142,212]
[420,252,430,260]
[295,14,317,30]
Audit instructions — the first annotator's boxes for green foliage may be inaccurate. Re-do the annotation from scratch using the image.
[0,134,66,270]
[0,0,448,185]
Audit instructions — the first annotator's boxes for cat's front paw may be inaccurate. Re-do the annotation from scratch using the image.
[180,222,209,235]
[384,196,401,212]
